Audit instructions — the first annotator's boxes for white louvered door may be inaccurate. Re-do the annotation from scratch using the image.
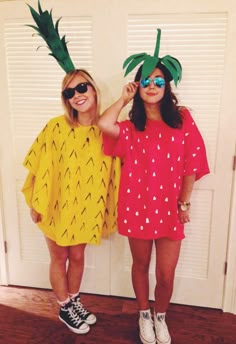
[0,0,236,309]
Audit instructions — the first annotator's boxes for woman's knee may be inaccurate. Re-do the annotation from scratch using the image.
[156,269,175,289]
[132,258,150,273]
[69,244,86,264]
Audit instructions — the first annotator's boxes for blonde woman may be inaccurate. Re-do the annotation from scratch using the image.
[22,69,119,334]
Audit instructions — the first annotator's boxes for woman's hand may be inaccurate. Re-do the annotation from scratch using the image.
[178,209,190,224]
[30,208,42,223]
[121,82,139,106]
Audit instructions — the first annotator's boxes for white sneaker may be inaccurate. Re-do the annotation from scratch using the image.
[139,310,156,344]
[154,313,171,344]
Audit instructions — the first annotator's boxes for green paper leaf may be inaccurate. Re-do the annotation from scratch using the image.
[38,0,43,14]
[160,58,180,86]
[141,55,159,79]
[163,55,181,71]
[153,29,161,58]
[124,54,147,76]
[123,53,146,69]
[162,55,182,83]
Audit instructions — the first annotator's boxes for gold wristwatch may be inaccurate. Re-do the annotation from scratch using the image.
[178,200,191,211]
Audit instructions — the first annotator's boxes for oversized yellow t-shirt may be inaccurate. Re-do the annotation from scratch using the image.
[22,115,120,246]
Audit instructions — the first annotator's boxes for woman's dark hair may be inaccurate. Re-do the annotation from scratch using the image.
[129,62,183,131]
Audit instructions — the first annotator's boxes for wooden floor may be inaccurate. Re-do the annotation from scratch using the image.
[0,286,235,344]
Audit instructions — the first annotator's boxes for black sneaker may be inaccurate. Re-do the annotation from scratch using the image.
[71,294,97,325]
[59,301,90,334]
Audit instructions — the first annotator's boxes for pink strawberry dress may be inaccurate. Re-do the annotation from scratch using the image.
[102,108,210,240]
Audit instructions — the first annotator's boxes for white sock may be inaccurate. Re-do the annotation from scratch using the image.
[57,296,70,307]
[156,312,166,320]
[139,309,151,319]
[68,291,80,300]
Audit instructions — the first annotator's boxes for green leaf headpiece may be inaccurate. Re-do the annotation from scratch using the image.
[26,0,75,74]
[123,29,182,86]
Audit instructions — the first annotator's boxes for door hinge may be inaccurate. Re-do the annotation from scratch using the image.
[4,241,7,254]
[224,261,228,275]
[233,155,236,171]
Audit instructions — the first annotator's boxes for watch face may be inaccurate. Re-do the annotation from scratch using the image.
[180,204,188,211]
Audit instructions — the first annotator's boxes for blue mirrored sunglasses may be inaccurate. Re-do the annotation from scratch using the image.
[140,77,165,89]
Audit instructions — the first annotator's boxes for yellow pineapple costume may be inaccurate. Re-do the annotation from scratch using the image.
[22,115,120,246]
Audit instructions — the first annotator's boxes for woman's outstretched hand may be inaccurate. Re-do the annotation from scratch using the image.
[121,82,139,106]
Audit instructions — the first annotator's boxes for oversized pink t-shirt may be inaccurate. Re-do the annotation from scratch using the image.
[103,108,210,240]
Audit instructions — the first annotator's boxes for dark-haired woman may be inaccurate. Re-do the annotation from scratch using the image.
[98,63,209,344]
[22,69,119,335]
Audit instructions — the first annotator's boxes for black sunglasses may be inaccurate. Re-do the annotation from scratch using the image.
[62,82,91,99]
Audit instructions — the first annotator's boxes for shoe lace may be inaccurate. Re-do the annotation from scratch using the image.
[140,312,154,334]
[73,299,90,317]
[156,315,170,338]
[67,306,84,326]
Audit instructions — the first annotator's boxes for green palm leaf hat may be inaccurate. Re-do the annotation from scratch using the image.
[123,28,182,86]
[26,0,75,74]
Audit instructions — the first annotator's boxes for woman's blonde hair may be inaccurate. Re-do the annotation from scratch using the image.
[61,69,100,126]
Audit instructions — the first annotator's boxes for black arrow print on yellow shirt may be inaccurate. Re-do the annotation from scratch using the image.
[70,216,76,225]
[49,217,55,226]
[87,175,94,184]
[109,179,114,187]
[61,229,68,238]
[86,157,94,166]
[64,168,71,179]
[33,197,39,205]
[97,195,105,205]
[100,161,108,171]
[59,154,64,163]
[81,207,86,215]
[95,210,103,219]
[52,140,57,150]
[80,223,85,231]
[42,124,48,133]
[92,224,99,231]
[42,169,50,179]
[54,200,59,210]
[69,150,78,159]
[88,127,97,136]
[73,197,78,205]
[41,143,46,153]
[90,234,98,244]
[25,160,32,168]
[41,183,48,194]
[62,200,68,209]
[53,123,61,135]
[60,141,66,151]
[100,179,106,188]
[103,221,108,229]
[28,149,36,157]
[68,128,75,138]
[85,193,91,201]
[82,137,90,149]
[75,166,81,175]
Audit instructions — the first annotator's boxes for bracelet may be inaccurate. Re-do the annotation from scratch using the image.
[178,200,191,211]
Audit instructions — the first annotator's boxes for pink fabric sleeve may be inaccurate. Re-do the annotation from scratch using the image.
[182,108,210,181]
